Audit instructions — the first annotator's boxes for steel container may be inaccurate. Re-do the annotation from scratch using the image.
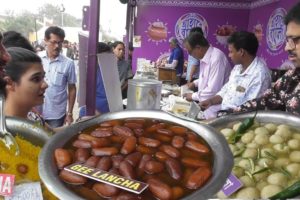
[6,116,50,146]
[39,110,233,200]
[127,79,162,110]
[208,110,300,130]
[208,110,300,198]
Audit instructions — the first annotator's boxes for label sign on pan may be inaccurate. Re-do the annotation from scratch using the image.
[64,163,148,194]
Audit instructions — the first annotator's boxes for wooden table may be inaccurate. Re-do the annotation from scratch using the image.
[158,67,177,84]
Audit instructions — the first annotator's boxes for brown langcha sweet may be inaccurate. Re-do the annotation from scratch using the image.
[54,118,213,200]
[84,156,100,168]
[186,167,212,189]
[54,148,73,169]
[121,136,137,155]
[96,157,112,171]
[75,148,90,163]
[124,122,143,129]
[119,160,135,179]
[181,157,210,168]
[93,183,120,198]
[185,140,210,154]
[144,160,164,174]
[147,178,172,200]
[165,158,182,180]
[91,129,113,138]
[137,154,152,176]
[111,155,124,169]
[168,126,187,136]
[136,145,156,155]
[171,136,185,149]
[138,137,161,148]
[157,129,174,136]
[59,169,87,185]
[111,191,142,200]
[91,147,119,156]
[155,151,170,162]
[172,186,184,199]
[159,145,180,158]
[113,126,134,137]
[125,152,142,166]
[91,138,111,148]
[73,140,92,149]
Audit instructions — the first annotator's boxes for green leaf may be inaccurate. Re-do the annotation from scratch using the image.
[264,151,277,160]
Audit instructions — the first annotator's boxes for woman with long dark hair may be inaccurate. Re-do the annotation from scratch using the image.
[0,46,48,126]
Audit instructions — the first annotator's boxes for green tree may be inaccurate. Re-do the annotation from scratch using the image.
[0,3,81,37]
[37,3,81,27]
[0,10,39,37]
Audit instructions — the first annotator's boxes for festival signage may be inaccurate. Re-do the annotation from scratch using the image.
[266,8,287,56]
[175,13,209,44]
[215,24,236,47]
[0,174,15,197]
[146,20,169,45]
[221,173,243,197]
[64,163,148,194]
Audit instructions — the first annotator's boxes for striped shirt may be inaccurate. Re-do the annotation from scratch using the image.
[39,51,77,119]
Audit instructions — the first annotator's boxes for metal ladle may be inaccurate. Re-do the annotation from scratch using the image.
[0,95,20,156]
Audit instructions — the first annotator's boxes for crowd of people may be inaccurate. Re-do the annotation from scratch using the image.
[0,2,300,132]
[33,39,79,60]
[156,2,300,120]
[197,2,300,118]
[0,26,132,132]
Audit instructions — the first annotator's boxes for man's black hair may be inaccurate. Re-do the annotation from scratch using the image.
[284,2,300,25]
[2,31,35,52]
[45,26,65,40]
[190,27,204,36]
[185,32,209,49]
[227,31,258,56]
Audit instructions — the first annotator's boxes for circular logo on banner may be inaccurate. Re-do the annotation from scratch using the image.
[266,8,287,52]
[175,13,208,44]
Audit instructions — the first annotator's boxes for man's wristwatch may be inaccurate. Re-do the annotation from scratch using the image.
[67,112,73,116]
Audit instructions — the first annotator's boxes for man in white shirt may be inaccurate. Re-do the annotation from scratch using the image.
[199,31,271,116]
[39,26,77,127]
[185,27,203,83]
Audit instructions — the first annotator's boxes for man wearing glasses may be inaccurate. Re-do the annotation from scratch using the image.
[39,26,77,127]
[183,32,231,119]
[229,2,300,116]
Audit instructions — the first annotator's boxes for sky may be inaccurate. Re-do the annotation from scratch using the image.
[0,0,127,39]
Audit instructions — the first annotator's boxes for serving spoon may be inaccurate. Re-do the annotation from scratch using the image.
[0,94,20,156]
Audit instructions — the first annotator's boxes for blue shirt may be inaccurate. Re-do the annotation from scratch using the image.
[79,66,109,117]
[96,67,109,113]
[186,55,200,81]
[39,51,77,119]
[168,46,184,75]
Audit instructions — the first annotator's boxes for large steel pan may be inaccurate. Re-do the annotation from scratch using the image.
[208,110,300,130]
[208,110,300,199]
[6,116,50,146]
[39,110,233,200]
